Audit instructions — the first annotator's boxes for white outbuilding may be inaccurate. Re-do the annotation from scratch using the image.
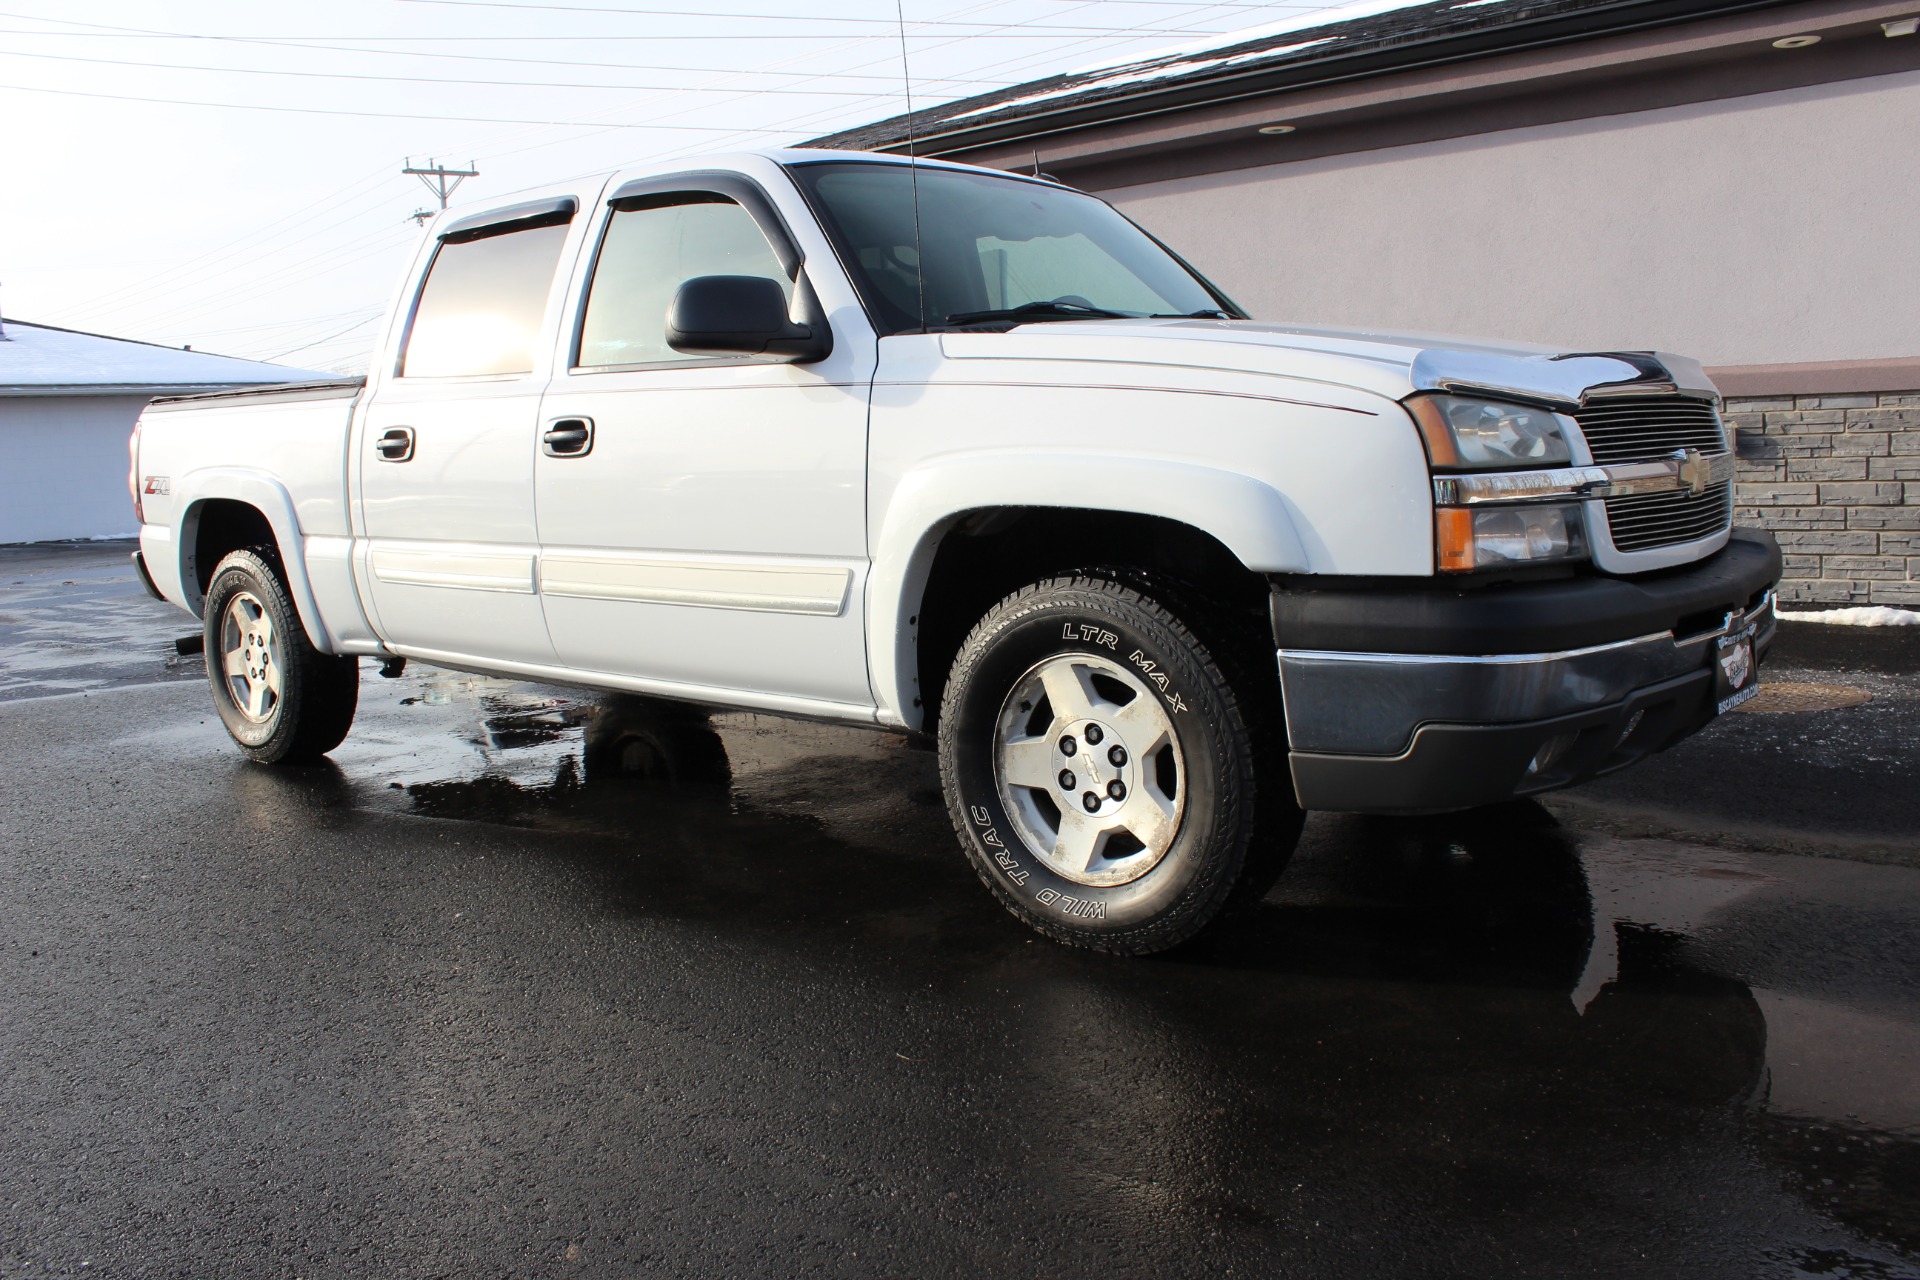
[0,318,334,544]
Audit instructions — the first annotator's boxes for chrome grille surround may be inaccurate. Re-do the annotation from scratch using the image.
[1568,395,1735,568]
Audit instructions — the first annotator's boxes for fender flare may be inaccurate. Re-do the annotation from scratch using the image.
[173,467,333,652]
[868,452,1308,730]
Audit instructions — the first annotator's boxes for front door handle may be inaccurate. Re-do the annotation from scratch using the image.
[375,426,415,462]
[542,417,594,457]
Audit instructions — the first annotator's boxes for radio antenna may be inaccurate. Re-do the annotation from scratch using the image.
[894,0,928,333]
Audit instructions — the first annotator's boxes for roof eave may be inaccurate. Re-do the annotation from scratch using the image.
[829,0,1802,156]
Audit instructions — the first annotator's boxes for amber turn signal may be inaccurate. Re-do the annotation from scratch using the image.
[1435,507,1476,572]
[1406,395,1463,469]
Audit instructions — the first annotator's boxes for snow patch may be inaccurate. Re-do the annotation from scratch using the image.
[1776,605,1920,627]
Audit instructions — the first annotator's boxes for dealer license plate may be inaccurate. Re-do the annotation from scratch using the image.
[1713,626,1758,714]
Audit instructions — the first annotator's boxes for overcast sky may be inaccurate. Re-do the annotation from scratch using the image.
[0,0,1388,374]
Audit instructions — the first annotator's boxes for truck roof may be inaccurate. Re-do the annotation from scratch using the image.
[420,148,1065,241]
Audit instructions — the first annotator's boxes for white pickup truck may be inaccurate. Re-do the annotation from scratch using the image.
[130,148,1779,953]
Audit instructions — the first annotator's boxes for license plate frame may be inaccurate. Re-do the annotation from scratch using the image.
[1713,624,1758,714]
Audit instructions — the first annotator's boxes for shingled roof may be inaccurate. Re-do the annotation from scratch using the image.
[809,0,1795,155]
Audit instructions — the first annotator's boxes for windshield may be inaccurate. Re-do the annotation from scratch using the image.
[787,161,1239,335]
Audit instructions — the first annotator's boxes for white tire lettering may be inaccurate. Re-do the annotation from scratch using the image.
[1034,888,1108,920]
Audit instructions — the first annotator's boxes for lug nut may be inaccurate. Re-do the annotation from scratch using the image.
[1059,735,1077,756]
[1084,724,1104,745]
[1082,791,1102,813]
[1058,770,1076,790]
[1107,780,1126,800]
[1108,745,1127,767]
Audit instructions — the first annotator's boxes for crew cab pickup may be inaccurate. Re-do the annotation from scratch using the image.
[130,148,1780,953]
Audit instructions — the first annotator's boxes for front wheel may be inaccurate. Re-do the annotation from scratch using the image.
[203,548,359,764]
[937,574,1300,954]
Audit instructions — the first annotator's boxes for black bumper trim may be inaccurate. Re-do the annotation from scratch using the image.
[1289,667,1719,814]
[1272,527,1781,655]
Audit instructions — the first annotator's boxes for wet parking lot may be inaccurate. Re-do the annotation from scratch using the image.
[3,542,1918,1279]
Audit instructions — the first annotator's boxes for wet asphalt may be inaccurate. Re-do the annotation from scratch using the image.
[2,541,1918,1280]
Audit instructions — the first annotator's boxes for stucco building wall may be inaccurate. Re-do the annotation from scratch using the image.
[1102,71,1920,370]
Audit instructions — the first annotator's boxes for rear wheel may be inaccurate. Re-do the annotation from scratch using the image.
[937,573,1300,954]
[203,548,359,764]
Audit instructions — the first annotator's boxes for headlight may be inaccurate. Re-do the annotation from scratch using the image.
[1407,394,1572,470]
[1436,503,1587,571]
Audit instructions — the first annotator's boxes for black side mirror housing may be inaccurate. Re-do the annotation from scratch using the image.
[666,274,832,363]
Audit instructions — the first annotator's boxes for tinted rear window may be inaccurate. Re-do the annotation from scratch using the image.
[401,218,570,378]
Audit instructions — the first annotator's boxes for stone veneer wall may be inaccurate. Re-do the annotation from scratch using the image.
[1726,389,1920,608]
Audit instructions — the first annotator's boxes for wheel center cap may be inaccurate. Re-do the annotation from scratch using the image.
[1061,720,1131,813]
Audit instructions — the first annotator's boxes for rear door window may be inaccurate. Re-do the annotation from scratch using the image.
[401,217,570,378]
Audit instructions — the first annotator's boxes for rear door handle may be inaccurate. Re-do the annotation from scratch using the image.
[543,417,594,457]
[375,426,415,462]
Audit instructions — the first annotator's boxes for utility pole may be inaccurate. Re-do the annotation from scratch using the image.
[404,158,478,226]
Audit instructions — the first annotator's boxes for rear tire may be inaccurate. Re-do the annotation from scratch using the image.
[203,548,359,764]
[937,573,1300,954]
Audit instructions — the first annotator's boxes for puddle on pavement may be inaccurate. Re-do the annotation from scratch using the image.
[0,541,203,700]
[299,664,1920,1266]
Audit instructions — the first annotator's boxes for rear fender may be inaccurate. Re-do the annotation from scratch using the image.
[174,468,332,651]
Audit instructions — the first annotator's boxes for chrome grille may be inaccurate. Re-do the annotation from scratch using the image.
[1604,482,1734,552]
[1575,396,1733,555]
[1574,396,1726,465]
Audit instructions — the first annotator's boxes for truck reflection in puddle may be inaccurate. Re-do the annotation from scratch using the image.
[401,693,732,823]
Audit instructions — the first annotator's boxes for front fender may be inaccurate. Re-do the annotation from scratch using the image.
[868,452,1308,729]
[173,467,333,651]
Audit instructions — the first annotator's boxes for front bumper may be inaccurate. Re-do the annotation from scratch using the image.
[1274,528,1780,813]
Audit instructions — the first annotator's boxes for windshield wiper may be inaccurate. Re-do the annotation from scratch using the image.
[942,300,1132,327]
[1149,308,1232,319]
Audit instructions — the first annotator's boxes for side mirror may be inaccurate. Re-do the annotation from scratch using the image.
[666,274,832,363]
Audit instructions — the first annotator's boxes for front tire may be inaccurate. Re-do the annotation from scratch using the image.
[937,574,1300,954]
[203,548,359,764]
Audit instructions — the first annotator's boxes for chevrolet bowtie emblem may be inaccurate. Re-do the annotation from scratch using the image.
[1674,448,1714,497]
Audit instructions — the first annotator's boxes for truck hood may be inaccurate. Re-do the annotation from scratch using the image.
[937,318,1716,407]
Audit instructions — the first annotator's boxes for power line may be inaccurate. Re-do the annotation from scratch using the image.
[59,167,398,317]
[129,231,421,337]
[384,0,1050,167]
[0,28,1225,41]
[0,46,972,97]
[42,0,1270,355]
[84,215,420,331]
[173,307,388,341]
[380,0,1233,33]
[623,0,1221,164]
[0,24,1017,85]
[0,82,819,130]
[267,314,386,362]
